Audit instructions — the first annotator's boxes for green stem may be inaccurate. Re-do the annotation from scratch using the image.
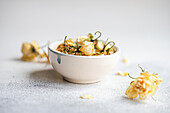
[83,38,91,42]
[94,46,100,50]
[63,36,68,53]
[64,36,67,46]
[138,64,145,72]
[102,41,115,52]
[128,73,136,79]
[94,31,102,40]
[104,38,109,45]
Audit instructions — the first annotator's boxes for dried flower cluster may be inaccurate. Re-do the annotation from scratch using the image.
[125,66,162,100]
[56,31,117,56]
[21,41,50,64]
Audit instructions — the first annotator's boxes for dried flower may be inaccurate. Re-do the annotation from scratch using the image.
[96,41,104,51]
[21,41,50,64]
[79,42,94,56]
[65,38,76,47]
[21,41,40,61]
[77,36,89,45]
[125,66,162,100]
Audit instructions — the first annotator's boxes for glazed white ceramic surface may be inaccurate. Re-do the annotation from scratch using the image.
[48,41,120,84]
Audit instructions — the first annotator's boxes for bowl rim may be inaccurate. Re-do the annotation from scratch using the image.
[48,41,120,58]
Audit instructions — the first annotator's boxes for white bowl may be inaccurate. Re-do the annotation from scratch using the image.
[48,41,120,84]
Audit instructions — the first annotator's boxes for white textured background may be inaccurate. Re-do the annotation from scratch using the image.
[0,0,170,113]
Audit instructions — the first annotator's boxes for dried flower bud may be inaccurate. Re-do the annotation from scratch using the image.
[79,42,94,56]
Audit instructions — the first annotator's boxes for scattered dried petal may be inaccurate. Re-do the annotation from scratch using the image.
[117,71,124,76]
[123,72,129,76]
[117,71,129,76]
[123,57,128,64]
[80,95,93,99]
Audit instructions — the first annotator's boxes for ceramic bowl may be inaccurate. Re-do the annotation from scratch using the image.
[48,41,120,84]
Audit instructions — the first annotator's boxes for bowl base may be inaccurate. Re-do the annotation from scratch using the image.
[63,77,101,84]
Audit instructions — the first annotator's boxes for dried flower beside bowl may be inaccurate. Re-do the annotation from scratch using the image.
[21,41,50,64]
[125,65,162,100]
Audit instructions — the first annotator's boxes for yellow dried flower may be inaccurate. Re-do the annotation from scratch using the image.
[125,68,162,100]
[21,41,50,64]
[80,95,93,99]
[21,41,40,61]
[79,42,94,56]
[77,36,89,46]
[96,41,104,51]
[65,38,76,46]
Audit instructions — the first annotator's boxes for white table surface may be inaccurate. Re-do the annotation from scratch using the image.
[0,0,170,113]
